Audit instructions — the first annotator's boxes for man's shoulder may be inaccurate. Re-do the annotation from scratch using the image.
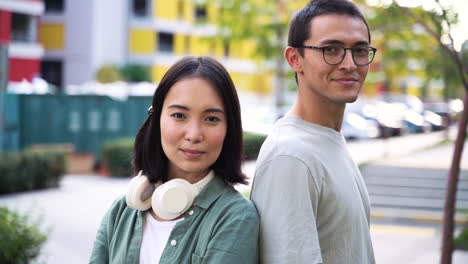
[259,125,320,162]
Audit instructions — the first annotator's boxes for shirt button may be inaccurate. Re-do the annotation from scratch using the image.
[188,210,194,216]
[171,240,177,246]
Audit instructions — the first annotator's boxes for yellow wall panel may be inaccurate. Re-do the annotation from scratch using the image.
[190,36,212,56]
[242,40,256,59]
[247,73,272,94]
[229,71,272,94]
[214,38,224,58]
[39,24,64,50]
[207,3,219,24]
[174,34,186,55]
[129,29,155,53]
[151,65,171,83]
[155,0,177,20]
[229,40,243,59]
[182,0,194,22]
[407,87,420,97]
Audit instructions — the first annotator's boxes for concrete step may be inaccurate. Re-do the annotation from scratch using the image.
[367,185,468,200]
[361,166,468,179]
[361,165,468,213]
[370,195,468,211]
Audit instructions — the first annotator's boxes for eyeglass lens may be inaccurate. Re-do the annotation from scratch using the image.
[323,46,375,66]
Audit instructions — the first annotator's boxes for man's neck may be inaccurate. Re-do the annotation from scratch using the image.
[288,88,346,132]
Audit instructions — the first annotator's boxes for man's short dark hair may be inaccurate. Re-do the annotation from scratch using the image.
[288,0,371,57]
[133,56,247,185]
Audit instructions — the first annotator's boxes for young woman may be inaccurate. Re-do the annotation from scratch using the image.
[90,56,259,263]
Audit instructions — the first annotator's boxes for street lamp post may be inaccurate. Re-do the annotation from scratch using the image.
[0,44,8,153]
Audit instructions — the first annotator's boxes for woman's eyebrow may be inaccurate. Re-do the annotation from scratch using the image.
[205,108,225,114]
[168,105,224,114]
[168,104,189,111]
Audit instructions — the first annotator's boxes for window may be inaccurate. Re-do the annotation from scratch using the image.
[133,0,149,17]
[158,33,174,53]
[11,13,35,42]
[45,0,64,13]
[41,60,63,90]
[195,5,207,22]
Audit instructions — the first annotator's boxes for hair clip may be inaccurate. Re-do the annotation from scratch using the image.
[148,106,154,115]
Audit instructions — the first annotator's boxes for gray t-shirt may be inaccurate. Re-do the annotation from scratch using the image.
[251,115,375,264]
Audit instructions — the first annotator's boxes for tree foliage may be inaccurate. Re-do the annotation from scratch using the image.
[361,0,464,98]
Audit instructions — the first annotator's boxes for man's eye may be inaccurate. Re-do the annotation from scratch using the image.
[324,46,341,55]
[354,47,369,55]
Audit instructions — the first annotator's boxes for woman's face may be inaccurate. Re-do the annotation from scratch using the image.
[160,77,227,182]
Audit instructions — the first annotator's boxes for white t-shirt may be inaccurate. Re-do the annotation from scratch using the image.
[252,115,375,263]
[139,213,184,264]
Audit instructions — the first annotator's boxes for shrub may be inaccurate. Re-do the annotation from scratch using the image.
[120,64,151,83]
[102,138,134,177]
[96,65,122,83]
[243,132,267,160]
[455,228,468,250]
[0,152,66,194]
[0,206,47,263]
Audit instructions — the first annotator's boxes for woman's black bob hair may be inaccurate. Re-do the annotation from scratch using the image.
[133,56,247,185]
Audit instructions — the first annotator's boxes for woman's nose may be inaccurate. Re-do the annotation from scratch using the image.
[184,122,203,143]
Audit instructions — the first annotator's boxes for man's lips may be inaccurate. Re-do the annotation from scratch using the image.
[180,149,205,158]
[333,78,359,85]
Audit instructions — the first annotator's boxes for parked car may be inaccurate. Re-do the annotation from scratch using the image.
[342,112,380,140]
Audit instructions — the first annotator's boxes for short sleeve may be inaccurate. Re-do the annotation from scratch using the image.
[251,155,323,264]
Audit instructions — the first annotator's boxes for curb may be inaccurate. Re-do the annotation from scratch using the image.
[371,209,468,225]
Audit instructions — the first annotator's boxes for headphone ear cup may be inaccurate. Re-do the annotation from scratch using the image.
[152,179,198,220]
[126,174,154,211]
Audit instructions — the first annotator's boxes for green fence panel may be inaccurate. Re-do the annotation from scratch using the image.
[16,94,152,156]
[2,94,20,151]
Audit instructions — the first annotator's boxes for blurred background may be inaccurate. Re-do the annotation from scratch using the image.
[0,0,467,263]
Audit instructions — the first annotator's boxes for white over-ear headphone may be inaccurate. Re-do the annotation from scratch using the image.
[125,170,214,220]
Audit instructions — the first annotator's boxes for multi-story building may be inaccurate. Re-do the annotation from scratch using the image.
[0,0,44,83]
[38,0,273,94]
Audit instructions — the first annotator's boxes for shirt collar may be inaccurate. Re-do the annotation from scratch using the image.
[193,174,226,209]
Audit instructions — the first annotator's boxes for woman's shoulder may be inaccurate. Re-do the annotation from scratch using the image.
[217,186,258,219]
[105,195,139,222]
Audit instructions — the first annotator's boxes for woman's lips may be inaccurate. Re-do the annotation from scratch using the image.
[180,149,205,158]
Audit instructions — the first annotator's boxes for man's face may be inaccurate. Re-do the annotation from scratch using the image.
[298,14,370,104]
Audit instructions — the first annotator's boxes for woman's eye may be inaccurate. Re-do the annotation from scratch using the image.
[171,113,186,119]
[206,116,220,122]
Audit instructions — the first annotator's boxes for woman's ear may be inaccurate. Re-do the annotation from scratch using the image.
[284,46,303,74]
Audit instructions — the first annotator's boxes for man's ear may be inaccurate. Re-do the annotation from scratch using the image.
[285,46,303,73]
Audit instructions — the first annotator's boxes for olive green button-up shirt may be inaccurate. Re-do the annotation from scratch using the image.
[89,176,259,264]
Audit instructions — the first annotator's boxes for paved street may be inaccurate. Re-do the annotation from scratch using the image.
[1,129,467,263]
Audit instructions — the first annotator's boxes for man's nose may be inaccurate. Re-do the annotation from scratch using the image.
[339,50,357,71]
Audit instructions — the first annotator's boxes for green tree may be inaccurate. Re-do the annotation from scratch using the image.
[119,64,151,83]
[375,1,468,263]
[208,0,298,117]
[95,65,122,83]
[359,0,464,99]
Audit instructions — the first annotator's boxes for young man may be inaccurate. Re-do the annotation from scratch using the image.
[251,0,376,263]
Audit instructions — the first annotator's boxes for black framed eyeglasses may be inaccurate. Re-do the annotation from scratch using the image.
[296,45,377,66]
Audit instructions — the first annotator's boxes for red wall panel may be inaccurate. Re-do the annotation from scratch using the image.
[9,58,40,82]
[0,10,11,44]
